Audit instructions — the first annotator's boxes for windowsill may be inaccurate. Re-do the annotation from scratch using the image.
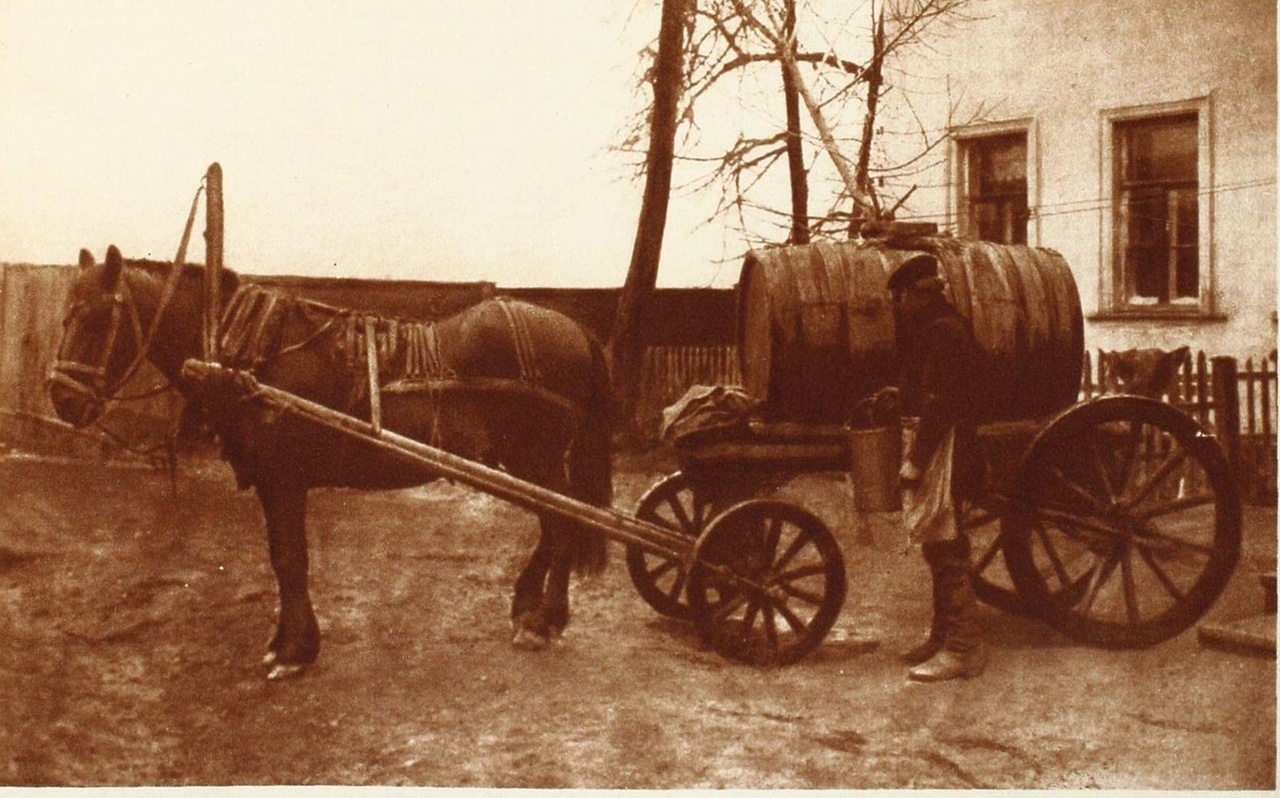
[1087,308,1228,323]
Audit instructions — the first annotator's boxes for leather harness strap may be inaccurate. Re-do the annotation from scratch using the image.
[494,296,542,386]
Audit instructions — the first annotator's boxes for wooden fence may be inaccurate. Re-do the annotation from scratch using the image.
[0,262,1274,503]
[0,264,183,463]
[636,345,742,438]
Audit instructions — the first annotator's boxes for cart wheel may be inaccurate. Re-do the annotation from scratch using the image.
[625,472,710,622]
[685,500,847,666]
[961,498,1028,617]
[1002,396,1242,648]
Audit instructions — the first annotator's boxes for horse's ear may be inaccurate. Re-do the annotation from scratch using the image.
[102,245,123,288]
[78,249,95,270]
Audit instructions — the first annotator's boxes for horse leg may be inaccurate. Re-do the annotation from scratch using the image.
[510,532,553,646]
[511,519,575,650]
[539,521,574,634]
[256,481,320,680]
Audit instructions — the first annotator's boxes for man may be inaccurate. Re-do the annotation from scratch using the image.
[888,252,986,682]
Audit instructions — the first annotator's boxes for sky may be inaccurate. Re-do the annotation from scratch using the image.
[0,1,755,287]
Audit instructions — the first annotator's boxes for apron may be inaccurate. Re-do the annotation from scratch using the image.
[901,426,958,546]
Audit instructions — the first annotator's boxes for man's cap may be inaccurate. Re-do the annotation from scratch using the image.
[887,253,941,293]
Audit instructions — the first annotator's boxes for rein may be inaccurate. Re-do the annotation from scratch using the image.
[50,181,205,407]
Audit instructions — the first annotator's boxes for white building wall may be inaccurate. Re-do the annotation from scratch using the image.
[885,0,1277,356]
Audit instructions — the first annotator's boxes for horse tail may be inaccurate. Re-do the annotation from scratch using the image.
[566,333,614,576]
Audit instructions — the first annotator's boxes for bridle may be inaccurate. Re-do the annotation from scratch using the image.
[48,183,205,409]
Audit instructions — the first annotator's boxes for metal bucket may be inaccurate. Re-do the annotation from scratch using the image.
[847,425,901,512]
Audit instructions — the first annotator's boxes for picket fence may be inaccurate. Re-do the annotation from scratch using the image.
[641,344,1278,504]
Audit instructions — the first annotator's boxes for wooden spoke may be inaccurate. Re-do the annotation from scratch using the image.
[1112,422,1143,497]
[773,527,809,572]
[1124,447,1190,510]
[1033,524,1076,588]
[973,532,1004,572]
[708,590,750,623]
[776,581,827,607]
[774,561,830,583]
[1136,492,1218,521]
[663,568,687,602]
[1088,433,1121,505]
[1044,464,1109,514]
[1133,526,1217,557]
[773,600,809,634]
[762,602,779,649]
[762,516,782,563]
[1037,507,1126,541]
[1080,548,1122,616]
[1134,542,1187,603]
[1120,549,1141,623]
[665,496,695,533]
[645,557,679,580]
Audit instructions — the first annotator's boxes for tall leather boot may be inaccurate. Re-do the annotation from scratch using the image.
[908,536,987,682]
[901,539,948,665]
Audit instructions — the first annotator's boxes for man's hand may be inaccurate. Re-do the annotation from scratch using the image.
[899,460,922,489]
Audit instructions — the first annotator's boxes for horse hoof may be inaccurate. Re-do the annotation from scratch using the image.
[511,627,549,651]
[266,662,307,681]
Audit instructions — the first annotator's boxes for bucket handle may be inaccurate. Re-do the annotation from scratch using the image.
[849,386,900,429]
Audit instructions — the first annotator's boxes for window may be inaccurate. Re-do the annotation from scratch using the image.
[962,133,1029,244]
[1099,97,1214,318]
[1115,114,1199,305]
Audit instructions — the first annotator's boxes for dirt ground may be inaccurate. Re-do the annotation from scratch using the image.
[0,450,1274,789]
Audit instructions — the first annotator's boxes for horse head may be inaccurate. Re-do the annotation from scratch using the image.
[47,246,146,426]
[1106,345,1192,398]
[47,245,221,427]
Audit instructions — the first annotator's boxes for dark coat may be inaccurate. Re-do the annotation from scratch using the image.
[896,292,985,502]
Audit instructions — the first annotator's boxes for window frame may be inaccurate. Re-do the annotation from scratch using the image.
[949,119,1038,246]
[1097,96,1217,319]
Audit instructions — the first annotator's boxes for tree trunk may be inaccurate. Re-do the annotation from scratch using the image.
[781,0,809,244]
[610,0,688,442]
[850,8,885,233]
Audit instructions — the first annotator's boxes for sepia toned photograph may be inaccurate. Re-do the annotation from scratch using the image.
[0,0,1275,789]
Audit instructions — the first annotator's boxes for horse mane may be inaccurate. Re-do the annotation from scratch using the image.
[125,257,240,296]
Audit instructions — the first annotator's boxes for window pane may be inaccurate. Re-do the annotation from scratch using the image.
[1123,116,1197,183]
[1114,113,1200,307]
[975,135,1027,194]
[964,132,1028,244]
[1125,188,1169,300]
[1173,189,1199,297]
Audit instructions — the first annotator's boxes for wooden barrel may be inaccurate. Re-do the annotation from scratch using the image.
[736,237,1083,424]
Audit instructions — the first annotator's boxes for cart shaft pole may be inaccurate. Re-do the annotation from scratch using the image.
[182,360,690,558]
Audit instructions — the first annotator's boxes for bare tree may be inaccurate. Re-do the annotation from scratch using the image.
[618,0,977,247]
[610,0,690,440]
[608,0,978,434]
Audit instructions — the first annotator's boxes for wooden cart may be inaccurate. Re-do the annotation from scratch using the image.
[625,396,1241,652]
[624,235,1241,655]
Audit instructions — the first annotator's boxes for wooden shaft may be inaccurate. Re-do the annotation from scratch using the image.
[204,162,224,362]
[364,317,381,433]
[181,359,692,559]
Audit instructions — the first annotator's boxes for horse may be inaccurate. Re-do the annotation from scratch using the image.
[48,245,614,680]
